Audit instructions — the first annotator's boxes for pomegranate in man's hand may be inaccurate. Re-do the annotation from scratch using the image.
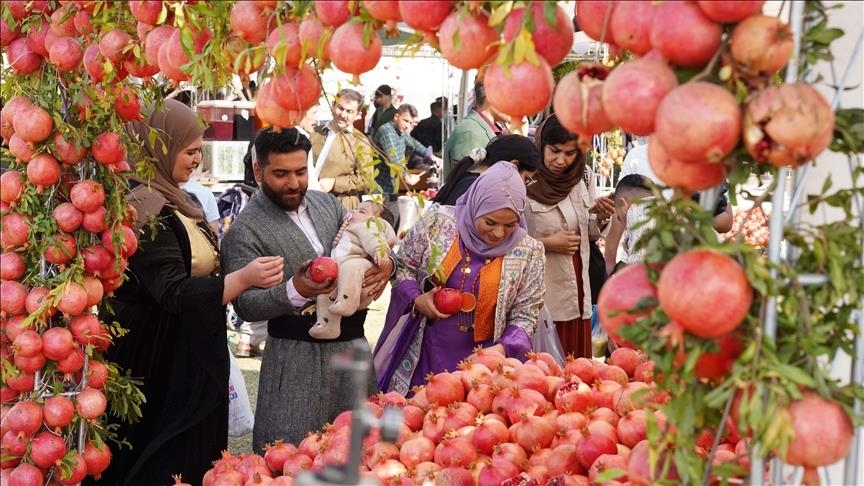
[308,257,338,283]
[434,288,462,315]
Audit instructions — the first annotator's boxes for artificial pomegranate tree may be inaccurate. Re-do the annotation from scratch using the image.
[586,1,863,484]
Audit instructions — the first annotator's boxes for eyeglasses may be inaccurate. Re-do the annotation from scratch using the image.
[524,176,537,187]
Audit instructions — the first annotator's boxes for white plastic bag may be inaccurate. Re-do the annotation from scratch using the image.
[532,305,566,366]
[228,347,254,437]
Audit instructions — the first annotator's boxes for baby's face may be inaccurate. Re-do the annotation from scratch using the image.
[352,202,381,221]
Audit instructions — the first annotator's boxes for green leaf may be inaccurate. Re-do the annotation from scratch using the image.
[774,363,817,388]
[594,467,628,483]
[488,2,514,27]
[806,27,844,45]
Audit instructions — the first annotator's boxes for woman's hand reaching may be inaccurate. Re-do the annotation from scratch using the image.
[241,256,285,289]
[413,288,451,320]
[542,230,581,255]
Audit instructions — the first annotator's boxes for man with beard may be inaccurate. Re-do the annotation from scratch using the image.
[220,127,393,452]
[366,84,396,138]
[310,89,376,210]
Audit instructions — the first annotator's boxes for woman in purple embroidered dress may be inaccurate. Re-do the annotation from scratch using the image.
[373,162,546,395]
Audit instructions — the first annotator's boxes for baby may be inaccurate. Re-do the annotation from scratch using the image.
[309,201,397,339]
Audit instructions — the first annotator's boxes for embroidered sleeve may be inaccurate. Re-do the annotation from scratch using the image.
[504,239,546,336]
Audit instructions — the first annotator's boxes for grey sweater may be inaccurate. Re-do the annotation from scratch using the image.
[220,189,346,322]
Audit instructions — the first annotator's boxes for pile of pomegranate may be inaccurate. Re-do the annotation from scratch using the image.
[199,348,742,485]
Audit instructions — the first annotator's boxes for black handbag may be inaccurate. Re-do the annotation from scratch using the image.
[587,239,607,304]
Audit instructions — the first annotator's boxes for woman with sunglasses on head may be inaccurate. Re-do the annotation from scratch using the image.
[375,162,546,395]
[432,134,541,206]
[525,115,616,359]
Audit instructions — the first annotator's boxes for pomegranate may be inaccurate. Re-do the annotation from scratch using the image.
[780,392,854,472]
[42,326,76,360]
[697,1,764,23]
[8,463,43,486]
[6,400,43,436]
[255,81,301,129]
[69,313,103,347]
[44,394,76,429]
[13,103,54,143]
[102,224,138,258]
[48,35,83,72]
[730,15,793,78]
[44,232,78,265]
[49,5,77,36]
[552,63,613,141]
[26,153,61,192]
[273,64,321,112]
[70,179,107,213]
[25,285,55,321]
[0,251,26,280]
[654,82,742,164]
[114,85,142,121]
[130,0,163,25]
[425,371,464,406]
[82,245,112,275]
[57,281,89,316]
[743,83,835,168]
[609,1,655,55]
[82,206,108,233]
[263,441,297,473]
[308,256,338,282]
[53,131,88,165]
[59,453,89,485]
[1,96,33,143]
[83,441,112,477]
[0,18,20,48]
[314,0,354,27]
[485,57,554,126]
[8,133,37,163]
[657,248,752,339]
[433,288,461,315]
[503,3,573,67]
[694,332,744,380]
[30,430,68,468]
[647,137,729,192]
[439,11,498,70]
[26,21,51,57]
[158,35,190,82]
[231,1,270,44]
[165,26,211,77]
[328,22,382,80]
[596,263,657,347]
[0,171,25,205]
[74,10,94,36]
[85,359,110,389]
[7,38,42,74]
[144,25,175,65]
[99,28,132,64]
[650,1,722,68]
[91,132,126,165]
[76,386,107,420]
[609,347,641,378]
[299,16,329,61]
[575,0,617,43]
[1,212,31,250]
[267,22,302,68]
[364,1,401,22]
[398,1,454,32]
[602,57,677,136]
[83,43,107,82]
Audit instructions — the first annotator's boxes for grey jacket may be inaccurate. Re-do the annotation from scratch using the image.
[220,189,346,322]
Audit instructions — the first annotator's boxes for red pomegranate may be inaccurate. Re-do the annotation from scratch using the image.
[485,57,554,128]
[0,171,25,205]
[308,256,339,283]
[575,0,617,43]
[256,81,301,130]
[503,3,574,67]
[657,248,752,339]
[647,137,728,192]
[74,10,94,36]
[70,179,107,213]
[731,15,793,77]
[230,1,270,44]
[328,22,382,80]
[1,95,33,143]
[315,0,354,27]
[779,392,853,472]
[124,52,161,79]
[53,202,84,233]
[1,212,31,250]
[398,1,455,32]
[158,37,189,82]
[0,17,20,48]
[144,25,175,66]
[26,153,62,193]
[48,36,83,71]
[273,65,321,113]
[602,57,677,136]
[596,262,657,347]
[693,332,743,380]
[299,15,330,61]
[83,43,106,82]
[53,131,88,165]
[743,83,835,168]
[0,251,25,280]
[99,28,132,64]
[130,0,163,25]
[7,37,42,74]
[553,63,613,141]
[433,288,461,315]
[26,21,51,56]
[267,21,302,68]
[83,441,112,477]
[91,132,126,165]
[13,103,54,143]
[609,1,655,55]
[439,11,498,70]
[164,26,211,76]
[44,232,78,265]
[654,82,741,164]
[697,1,764,23]
[364,1,401,22]
[650,1,722,68]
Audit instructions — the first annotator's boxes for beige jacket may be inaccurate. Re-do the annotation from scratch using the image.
[526,166,605,321]
[310,125,376,210]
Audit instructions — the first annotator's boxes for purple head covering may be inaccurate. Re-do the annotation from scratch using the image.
[454,162,528,258]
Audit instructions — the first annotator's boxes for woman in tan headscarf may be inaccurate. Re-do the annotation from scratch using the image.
[97,99,285,485]
[525,115,616,359]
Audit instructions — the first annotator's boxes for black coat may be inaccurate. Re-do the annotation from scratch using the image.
[93,208,228,486]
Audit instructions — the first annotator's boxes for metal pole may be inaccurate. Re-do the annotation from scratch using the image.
[845,156,864,485]
[750,2,805,483]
